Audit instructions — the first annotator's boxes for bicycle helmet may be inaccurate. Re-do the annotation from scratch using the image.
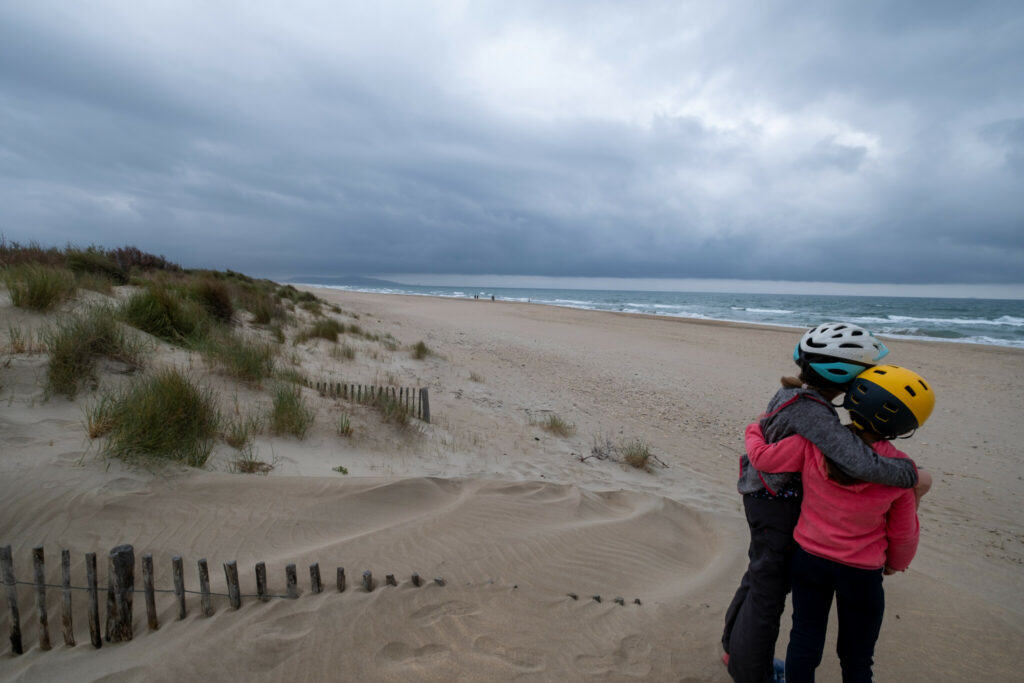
[793,322,889,388]
[843,365,935,437]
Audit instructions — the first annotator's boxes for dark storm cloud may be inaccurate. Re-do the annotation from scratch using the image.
[1,1,1021,285]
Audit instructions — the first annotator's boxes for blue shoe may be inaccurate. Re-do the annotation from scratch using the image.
[772,658,786,682]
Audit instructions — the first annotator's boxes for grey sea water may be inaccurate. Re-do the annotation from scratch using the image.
[299,282,1024,349]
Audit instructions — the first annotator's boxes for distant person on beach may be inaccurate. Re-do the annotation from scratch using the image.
[744,364,934,681]
[721,323,930,683]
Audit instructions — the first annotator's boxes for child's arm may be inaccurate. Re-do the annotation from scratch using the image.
[883,488,920,573]
[744,423,813,473]
[770,397,919,488]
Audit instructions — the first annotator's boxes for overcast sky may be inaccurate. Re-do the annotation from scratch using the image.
[1,1,1022,292]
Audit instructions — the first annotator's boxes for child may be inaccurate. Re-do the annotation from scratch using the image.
[744,364,935,681]
[722,323,927,683]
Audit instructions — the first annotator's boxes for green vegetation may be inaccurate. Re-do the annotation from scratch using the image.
[65,247,128,285]
[411,340,434,360]
[118,284,210,344]
[294,319,344,344]
[371,391,411,428]
[336,413,353,437]
[190,277,234,323]
[332,465,349,474]
[197,327,277,383]
[540,413,576,437]
[3,265,77,312]
[43,307,144,398]
[621,438,653,471]
[268,383,315,438]
[89,368,220,467]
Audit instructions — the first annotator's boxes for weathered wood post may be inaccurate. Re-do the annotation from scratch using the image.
[105,544,135,643]
[336,567,346,592]
[256,561,269,602]
[385,574,397,587]
[224,561,241,609]
[142,554,158,631]
[198,558,213,617]
[412,573,421,587]
[285,564,298,599]
[1,545,22,655]
[33,546,51,650]
[172,556,186,620]
[85,552,101,648]
[362,570,374,592]
[310,563,322,594]
[420,388,431,423]
[61,549,75,646]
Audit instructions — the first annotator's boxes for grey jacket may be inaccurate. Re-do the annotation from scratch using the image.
[737,386,919,495]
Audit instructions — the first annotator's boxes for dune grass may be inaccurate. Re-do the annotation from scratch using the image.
[294,319,344,344]
[268,383,315,438]
[3,265,78,312]
[43,307,145,398]
[197,327,277,383]
[190,277,235,323]
[540,413,577,437]
[118,284,210,345]
[621,438,653,471]
[90,368,220,467]
[411,340,434,360]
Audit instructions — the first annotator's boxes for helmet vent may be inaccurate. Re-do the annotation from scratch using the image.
[882,403,899,415]
[918,380,929,391]
[905,385,917,397]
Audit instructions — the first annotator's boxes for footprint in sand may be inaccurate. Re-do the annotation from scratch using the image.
[410,600,480,626]
[375,642,451,669]
[575,634,652,678]
[472,635,545,673]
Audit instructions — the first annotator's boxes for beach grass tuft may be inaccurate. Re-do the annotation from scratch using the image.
[44,306,145,398]
[198,327,277,383]
[620,438,653,471]
[541,413,577,437]
[3,265,78,312]
[118,284,210,345]
[294,319,344,344]
[411,340,434,360]
[268,383,315,438]
[91,368,220,467]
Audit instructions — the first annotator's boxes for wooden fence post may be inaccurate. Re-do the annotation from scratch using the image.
[1,545,22,655]
[198,558,213,617]
[420,388,431,423]
[61,549,75,646]
[33,546,51,651]
[172,556,186,620]
[105,544,134,642]
[412,573,421,587]
[85,552,101,648]
[224,561,241,609]
[362,570,374,592]
[310,563,322,594]
[143,554,158,631]
[336,567,346,592]
[286,564,298,599]
[256,562,268,602]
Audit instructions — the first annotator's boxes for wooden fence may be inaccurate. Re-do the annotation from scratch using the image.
[1,544,445,655]
[310,382,430,423]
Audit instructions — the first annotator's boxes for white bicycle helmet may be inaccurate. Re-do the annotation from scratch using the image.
[793,322,889,388]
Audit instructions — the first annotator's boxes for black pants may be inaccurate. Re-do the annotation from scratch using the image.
[722,495,801,683]
[786,547,885,683]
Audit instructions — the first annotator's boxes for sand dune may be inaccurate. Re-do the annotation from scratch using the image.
[2,288,1023,681]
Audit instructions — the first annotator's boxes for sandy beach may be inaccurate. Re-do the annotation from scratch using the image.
[2,287,1023,682]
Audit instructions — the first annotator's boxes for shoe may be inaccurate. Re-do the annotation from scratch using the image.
[772,658,786,683]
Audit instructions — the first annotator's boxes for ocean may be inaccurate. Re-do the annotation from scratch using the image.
[298,282,1024,350]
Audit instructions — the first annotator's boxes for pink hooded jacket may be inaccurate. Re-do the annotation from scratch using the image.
[744,423,919,571]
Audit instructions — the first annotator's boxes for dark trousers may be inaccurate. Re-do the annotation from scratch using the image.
[722,495,801,683]
[786,547,885,683]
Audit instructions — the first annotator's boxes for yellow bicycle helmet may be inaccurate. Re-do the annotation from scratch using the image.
[843,365,935,437]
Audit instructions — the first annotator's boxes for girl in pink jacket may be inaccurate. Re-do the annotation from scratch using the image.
[744,365,935,682]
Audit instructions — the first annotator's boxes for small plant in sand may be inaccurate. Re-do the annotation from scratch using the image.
[540,413,577,437]
[371,392,412,428]
[620,438,653,471]
[223,411,263,450]
[198,328,277,383]
[336,413,353,437]
[229,445,274,474]
[93,368,220,468]
[411,340,434,360]
[294,319,344,344]
[43,306,145,398]
[469,371,484,383]
[332,465,348,474]
[7,325,43,355]
[330,342,356,361]
[3,265,78,312]
[274,367,307,386]
[268,383,315,438]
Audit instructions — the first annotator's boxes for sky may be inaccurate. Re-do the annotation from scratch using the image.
[1,1,1022,295]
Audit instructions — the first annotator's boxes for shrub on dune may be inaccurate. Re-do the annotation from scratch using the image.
[3,265,77,312]
[198,327,277,383]
[43,307,144,398]
[268,383,314,438]
[93,368,220,467]
[119,284,210,344]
